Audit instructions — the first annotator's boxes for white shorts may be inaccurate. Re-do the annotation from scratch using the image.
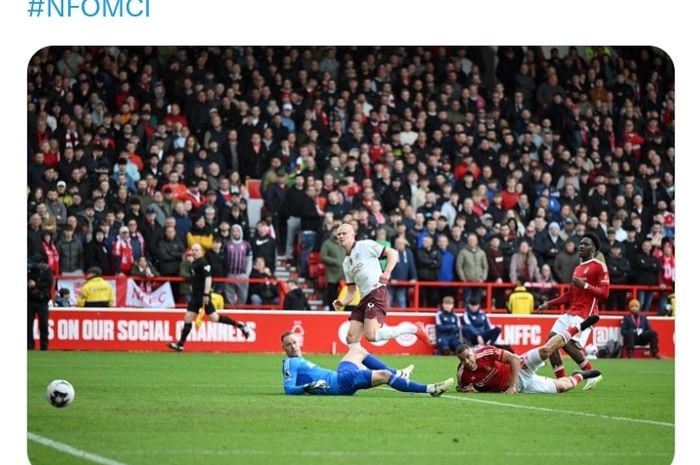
[517,348,557,394]
[550,314,591,349]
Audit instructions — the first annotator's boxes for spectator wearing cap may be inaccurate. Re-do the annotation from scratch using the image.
[112,152,140,189]
[76,267,115,308]
[559,217,576,241]
[534,221,564,268]
[280,103,296,134]
[55,180,72,207]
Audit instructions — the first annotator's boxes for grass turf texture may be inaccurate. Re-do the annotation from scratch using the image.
[28,352,673,465]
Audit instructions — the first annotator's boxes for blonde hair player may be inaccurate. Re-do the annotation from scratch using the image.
[333,223,431,348]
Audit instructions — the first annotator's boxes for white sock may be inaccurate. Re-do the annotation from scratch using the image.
[375,323,415,342]
[348,342,362,350]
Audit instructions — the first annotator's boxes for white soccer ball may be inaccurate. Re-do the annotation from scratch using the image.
[584,344,599,360]
[46,380,75,408]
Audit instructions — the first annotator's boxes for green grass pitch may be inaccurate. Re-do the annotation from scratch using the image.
[28,352,673,465]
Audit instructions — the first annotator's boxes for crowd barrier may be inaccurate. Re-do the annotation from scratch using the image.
[34,309,675,357]
[55,274,670,314]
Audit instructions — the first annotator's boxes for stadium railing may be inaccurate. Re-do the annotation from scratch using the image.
[54,274,668,315]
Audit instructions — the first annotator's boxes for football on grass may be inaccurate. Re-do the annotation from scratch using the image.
[46,379,75,408]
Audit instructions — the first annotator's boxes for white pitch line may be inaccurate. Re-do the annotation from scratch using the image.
[28,433,130,465]
[426,391,674,428]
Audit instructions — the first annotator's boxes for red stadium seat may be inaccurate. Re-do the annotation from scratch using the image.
[308,252,321,278]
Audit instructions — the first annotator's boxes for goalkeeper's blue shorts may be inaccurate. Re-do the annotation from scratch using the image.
[336,361,372,395]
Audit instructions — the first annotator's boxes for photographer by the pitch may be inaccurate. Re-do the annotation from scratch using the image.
[28,253,54,351]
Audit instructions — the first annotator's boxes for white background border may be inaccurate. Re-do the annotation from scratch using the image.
[3,1,694,464]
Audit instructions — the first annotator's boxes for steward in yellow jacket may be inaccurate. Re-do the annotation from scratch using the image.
[77,267,115,307]
[506,285,534,315]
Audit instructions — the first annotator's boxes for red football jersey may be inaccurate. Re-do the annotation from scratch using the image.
[549,258,609,318]
[457,345,511,393]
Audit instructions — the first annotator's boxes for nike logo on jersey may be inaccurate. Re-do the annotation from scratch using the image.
[255,239,269,246]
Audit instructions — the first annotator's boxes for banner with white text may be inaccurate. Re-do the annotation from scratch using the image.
[34,310,675,357]
[125,279,175,308]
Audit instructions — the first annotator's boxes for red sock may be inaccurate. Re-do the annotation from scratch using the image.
[570,374,583,385]
[566,326,579,337]
[579,360,593,371]
[553,365,567,378]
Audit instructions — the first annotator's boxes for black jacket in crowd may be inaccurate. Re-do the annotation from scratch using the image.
[84,237,112,275]
[283,288,311,311]
[415,246,442,281]
[252,233,277,270]
[632,251,660,286]
[607,253,632,285]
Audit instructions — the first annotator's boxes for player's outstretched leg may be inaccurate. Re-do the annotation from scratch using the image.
[554,369,602,393]
[372,370,452,396]
[428,378,454,397]
[580,315,600,331]
[361,353,415,379]
[576,368,603,390]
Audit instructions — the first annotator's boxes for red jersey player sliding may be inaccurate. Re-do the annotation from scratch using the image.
[538,234,609,390]
[455,314,601,394]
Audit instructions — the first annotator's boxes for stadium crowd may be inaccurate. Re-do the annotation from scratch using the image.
[26,46,675,313]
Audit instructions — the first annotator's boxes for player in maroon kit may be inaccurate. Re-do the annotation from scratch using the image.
[455,315,601,394]
[538,234,609,390]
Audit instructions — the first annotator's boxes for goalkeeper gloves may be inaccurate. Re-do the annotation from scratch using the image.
[303,379,330,393]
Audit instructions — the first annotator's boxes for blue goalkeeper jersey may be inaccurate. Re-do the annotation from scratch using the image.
[282,356,339,395]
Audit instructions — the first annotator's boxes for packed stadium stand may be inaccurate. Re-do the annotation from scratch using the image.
[27,46,675,315]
